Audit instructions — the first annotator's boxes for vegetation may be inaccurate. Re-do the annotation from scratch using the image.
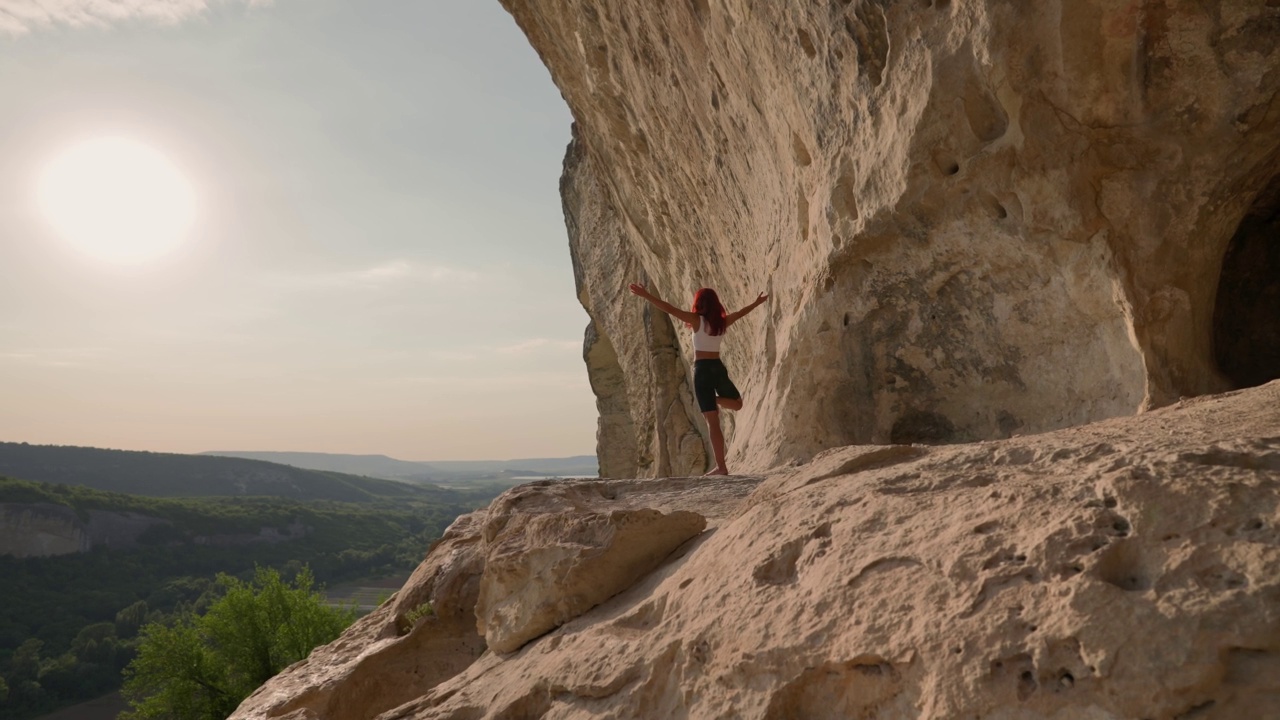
[404,601,434,624]
[0,474,500,720]
[0,441,478,502]
[121,566,356,720]
[397,601,435,635]
[203,450,599,486]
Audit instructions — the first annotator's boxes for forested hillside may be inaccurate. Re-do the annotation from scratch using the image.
[0,472,497,720]
[0,442,449,502]
[204,450,599,484]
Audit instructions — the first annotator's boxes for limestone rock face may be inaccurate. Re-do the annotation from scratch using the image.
[514,0,1280,476]
[0,503,170,558]
[0,504,87,557]
[231,382,1280,720]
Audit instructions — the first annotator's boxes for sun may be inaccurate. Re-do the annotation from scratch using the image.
[37,137,197,265]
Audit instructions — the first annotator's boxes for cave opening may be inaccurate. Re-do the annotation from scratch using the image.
[1213,173,1280,389]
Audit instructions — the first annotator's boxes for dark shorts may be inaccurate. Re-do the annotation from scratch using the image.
[693,358,741,413]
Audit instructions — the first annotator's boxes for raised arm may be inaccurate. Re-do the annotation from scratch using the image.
[628,283,700,325]
[726,292,769,327]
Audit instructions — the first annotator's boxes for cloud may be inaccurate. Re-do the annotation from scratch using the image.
[272,260,480,292]
[496,338,581,355]
[357,260,413,282]
[369,371,589,391]
[0,0,271,36]
[0,347,105,367]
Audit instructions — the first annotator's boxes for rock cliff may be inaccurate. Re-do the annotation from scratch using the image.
[0,502,310,558]
[542,0,1280,476]
[231,381,1280,719]
[0,503,170,558]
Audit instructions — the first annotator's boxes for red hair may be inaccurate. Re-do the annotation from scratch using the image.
[690,288,727,335]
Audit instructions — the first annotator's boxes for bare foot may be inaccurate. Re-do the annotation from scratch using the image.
[704,466,729,476]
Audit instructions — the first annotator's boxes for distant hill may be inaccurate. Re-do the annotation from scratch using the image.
[201,451,599,483]
[0,442,448,502]
[199,451,436,479]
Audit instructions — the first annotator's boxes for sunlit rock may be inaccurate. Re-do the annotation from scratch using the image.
[518,0,1280,476]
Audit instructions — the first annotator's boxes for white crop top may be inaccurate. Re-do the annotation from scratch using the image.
[692,317,724,352]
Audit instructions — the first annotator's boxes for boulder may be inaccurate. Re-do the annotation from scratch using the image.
[477,506,707,654]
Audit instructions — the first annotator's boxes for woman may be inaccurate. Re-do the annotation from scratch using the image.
[628,283,768,476]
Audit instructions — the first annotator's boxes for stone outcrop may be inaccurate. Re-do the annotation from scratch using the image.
[230,475,758,720]
[230,381,1280,720]
[0,503,170,558]
[531,0,1280,476]
[0,503,311,558]
[0,503,87,557]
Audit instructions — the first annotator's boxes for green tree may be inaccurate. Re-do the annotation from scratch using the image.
[121,566,354,720]
[9,638,43,683]
[116,600,149,638]
[0,675,8,701]
[71,622,119,665]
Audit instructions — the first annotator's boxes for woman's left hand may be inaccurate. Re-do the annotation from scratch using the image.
[756,292,769,304]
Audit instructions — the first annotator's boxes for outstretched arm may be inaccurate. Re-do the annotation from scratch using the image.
[726,292,769,327]
[628,283,700,325]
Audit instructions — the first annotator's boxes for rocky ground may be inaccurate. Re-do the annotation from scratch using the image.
[231,381,1280,719]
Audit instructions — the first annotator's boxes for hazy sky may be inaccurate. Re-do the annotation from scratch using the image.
[0,0,599,460]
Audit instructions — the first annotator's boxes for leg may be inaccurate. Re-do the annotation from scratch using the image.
[716,396,743,411]
[703,410,729,475]
[714,362,743,413]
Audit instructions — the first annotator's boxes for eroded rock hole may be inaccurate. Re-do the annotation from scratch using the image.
[830,158,860,222]
[1018,670,1038,700]
[797,185,811,241]
[688,0,710,24]
[1096,540,1150,592]
[763,659,901,720]
[797,28,817,58]
[753,537,805,586]
[792,132,812,166]
[1214,172,1280,389]
[890,410,956,444]
[845,3,889,88]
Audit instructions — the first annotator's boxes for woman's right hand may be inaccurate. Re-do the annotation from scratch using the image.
[628,283,649,298]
